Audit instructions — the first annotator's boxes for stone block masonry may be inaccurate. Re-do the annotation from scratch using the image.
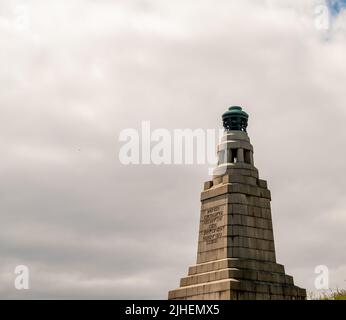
[168,107,306,300]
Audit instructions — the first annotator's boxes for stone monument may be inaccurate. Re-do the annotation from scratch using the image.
[168,106,306,300]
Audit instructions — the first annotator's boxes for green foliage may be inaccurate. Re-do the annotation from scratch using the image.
[308,289,346,300]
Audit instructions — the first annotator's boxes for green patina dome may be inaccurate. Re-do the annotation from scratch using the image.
[222,106,249,132]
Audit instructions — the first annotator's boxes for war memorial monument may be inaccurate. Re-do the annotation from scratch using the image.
[168,106,306,300]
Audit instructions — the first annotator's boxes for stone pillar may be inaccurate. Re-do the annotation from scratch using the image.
[250,151,254,165]
[227,148,233,163]
[218,149,225,165]
[237,148,244,163]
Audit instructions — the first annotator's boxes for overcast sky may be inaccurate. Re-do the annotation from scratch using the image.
[1,0,346,299]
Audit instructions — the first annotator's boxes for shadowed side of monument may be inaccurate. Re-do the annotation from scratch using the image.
[168,106,306,300]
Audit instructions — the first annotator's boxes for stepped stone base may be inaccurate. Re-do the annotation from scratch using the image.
[168,258,306,300]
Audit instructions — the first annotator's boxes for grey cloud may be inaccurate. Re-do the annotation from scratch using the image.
[0,0,345,298]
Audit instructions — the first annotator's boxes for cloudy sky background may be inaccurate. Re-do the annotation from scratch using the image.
[1,0,346,299]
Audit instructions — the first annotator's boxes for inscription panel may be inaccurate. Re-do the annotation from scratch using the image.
[199,205,226,245]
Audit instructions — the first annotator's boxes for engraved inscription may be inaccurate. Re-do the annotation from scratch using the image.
[202,205,225,244]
